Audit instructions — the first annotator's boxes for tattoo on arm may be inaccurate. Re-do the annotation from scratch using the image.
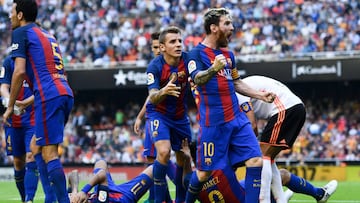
[148,88,165,105]
[194,66,218,85]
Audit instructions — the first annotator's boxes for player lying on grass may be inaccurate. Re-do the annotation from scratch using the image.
[67,140,337,203]
[68,159,153,203]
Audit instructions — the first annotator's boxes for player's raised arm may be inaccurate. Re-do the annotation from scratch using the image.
[192,54,226,86]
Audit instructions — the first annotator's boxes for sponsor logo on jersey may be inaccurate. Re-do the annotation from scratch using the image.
[188,60,196,74]
[147,73,155,85]
[98,190,107,202]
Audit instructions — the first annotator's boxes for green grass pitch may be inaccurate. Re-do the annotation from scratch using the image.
[0,180,359,202]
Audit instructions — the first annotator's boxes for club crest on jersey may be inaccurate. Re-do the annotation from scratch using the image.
[152,131,158,137]
[178,71,186,80]
[147,73,155,85]
[205,158,212,166]
[188,60,196,74]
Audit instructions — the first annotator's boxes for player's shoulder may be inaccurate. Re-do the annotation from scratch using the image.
[181,51,190,61]
[188,44,205,55]
[147,55,164,72]
[147,55,163,69]
[13,23,35,34]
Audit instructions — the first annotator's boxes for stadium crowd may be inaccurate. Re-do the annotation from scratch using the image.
[1,0,360,66]
[1,97,359,165]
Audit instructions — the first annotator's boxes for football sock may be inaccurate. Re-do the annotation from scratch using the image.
[260,157,272,203]
[136,174,154,202]
[185,171,204,203]
[147,180,155,201]
[47,159,69,203]
[183,172,193,190]
[14,168,26,202]
[271,161,286,203]
[24,161,39,201]
[153,160,170,203]
[286,173,324,200]
[175,164,185,203]
[167,160,176,183]
[245,166,262,203]
[34,153,57,203]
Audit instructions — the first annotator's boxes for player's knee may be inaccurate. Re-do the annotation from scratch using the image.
[196,170,211,182]
[25,152,35,162]
[94,159,108,170]
[279,169,291,185]
[245,157,262,167]
[41,145,59,162]
[156,148,170,164]
[30,136,41,154]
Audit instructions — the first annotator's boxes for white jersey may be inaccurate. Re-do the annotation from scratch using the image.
[236,75,303,120]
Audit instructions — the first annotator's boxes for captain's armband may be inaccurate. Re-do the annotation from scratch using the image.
[240,102,253,113]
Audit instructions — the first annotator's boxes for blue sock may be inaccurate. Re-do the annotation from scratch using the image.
[287,173,324,200]
[175,164,185,203]
[153,160,169,203]
[185,171,204,203]
[35,153,57,203]
[244,167,262,203]
[47,159,70,203]
[167,160,176,183]
[14,168,26,202]
[183,172,193,190]
[147,184,155,202]
[25,161,39,201]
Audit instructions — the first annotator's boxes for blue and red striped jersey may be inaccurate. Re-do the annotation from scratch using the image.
[187,43,241,126]
[146,53,189,120]
[11,23,73,106]
[198,165,245,203]
[0,56,34,127]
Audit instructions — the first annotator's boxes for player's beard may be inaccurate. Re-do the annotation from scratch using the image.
[217,31,229,48]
